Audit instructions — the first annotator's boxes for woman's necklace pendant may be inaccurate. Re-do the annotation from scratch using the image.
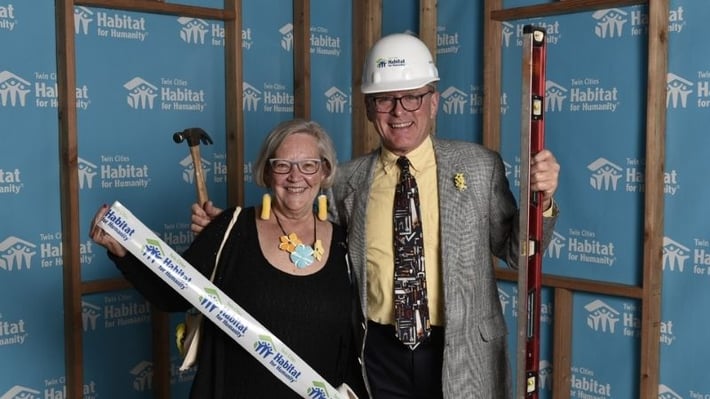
[275,212,323,269]
[290,242,315,269]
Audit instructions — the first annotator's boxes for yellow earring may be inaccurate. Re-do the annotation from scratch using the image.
[317,194,327,221]
[260,193,271,220]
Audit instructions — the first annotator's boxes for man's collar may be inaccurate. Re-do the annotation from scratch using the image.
[379,135,434,174]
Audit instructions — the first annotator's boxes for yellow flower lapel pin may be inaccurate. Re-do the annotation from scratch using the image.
[454,173,467,191]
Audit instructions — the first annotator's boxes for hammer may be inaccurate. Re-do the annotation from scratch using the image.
[173,128,213,207]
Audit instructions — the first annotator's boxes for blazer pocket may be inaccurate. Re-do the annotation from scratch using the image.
[477,312,508,342]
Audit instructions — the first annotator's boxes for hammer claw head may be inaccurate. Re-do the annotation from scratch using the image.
[173,128,213,147]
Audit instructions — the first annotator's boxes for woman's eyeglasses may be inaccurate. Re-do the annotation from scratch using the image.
[268,158,322,175]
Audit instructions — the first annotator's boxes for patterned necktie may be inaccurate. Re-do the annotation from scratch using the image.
[393,156,430,348]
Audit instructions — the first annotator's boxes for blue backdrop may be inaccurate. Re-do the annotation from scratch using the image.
[0,0,707,398]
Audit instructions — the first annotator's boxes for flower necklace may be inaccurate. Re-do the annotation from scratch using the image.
[274,211,324,269]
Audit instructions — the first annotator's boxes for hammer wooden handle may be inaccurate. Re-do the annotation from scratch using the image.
[189,146,209,206]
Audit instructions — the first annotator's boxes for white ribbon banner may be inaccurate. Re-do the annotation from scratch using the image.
[99,201,350,399]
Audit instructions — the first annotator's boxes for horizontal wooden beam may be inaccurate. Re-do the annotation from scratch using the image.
[82,278,132,295]
[496,269,643,299]
[491,0,647,21]
[76,0,235,20]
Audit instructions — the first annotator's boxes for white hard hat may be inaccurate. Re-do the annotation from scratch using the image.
[360,33,440,94]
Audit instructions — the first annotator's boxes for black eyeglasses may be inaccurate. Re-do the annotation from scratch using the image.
[269,158,322,175]
[370,90,434,113]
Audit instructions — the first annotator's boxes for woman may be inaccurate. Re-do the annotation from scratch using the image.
[90,119,367,398]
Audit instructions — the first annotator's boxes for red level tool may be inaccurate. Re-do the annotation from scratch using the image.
[516,25,547,399]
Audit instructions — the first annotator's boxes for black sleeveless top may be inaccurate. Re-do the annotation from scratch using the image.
[188,207,363,398]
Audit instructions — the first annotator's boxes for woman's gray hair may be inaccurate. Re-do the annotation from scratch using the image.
[253,119,338,189]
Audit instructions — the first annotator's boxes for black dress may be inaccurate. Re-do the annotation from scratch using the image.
[112,207,366,398]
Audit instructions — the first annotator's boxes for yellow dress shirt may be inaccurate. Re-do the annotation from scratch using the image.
[365,136,444,326]
[364,136,556,327]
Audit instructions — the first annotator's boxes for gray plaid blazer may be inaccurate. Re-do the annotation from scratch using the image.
[330,138,558,399]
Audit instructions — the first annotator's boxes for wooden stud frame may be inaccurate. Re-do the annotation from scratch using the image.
[485,1,667,398]
[55,1,242,397]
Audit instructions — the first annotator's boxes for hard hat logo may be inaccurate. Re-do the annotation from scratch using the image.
[361,33,440,94]
[376,57,406,69]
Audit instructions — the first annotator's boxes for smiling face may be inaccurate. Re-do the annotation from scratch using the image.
[269,132,325,218]
[366,86,439,156]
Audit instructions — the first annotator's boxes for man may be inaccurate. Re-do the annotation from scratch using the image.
[193,33,560,399]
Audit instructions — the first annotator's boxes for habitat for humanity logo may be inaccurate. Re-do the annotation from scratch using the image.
[36,230,95,269]
[310,25,342,56]
[0,314,28,346]
[586,157,679,195]
[79,156,151,190]
[0,70,91,110]
[161,221,196,252]
[123,77,206,111]
[243,81,293,113]
[176,17,247,48]
[658,384,683,399]
[278,24,342,56]
[254,335,304,383]
[0,236,36,271]
[569,366,612,398]
[141,238,194,291]
[597,6,686,38]
[545,232,566,260]
[539,360,553,391]
[583,299,646,340]
[1,385,41,399]
[583,299,621,334]
[0,70,30,107]
[667,71,710,110]
[279,23,294,51]
[178,153,227,189]
[130,361,154,392]
[82,296,150,332]
[497,286,552,324]
[440,86,468,115]
[0,4,16,31]
[545,80,567,112]
[503,160,521,188]
[664,235,710,276]
[0,167,22,194]
[180,154,211,186]
[74,6,148,41]
[592,8,629,38]
[586,299,677,345]
[661,383,710,398]
[243,82,262,112]
[497,287,516,316]
[324,86,349,113]
[568,77,620,112]
[545,229,619,268]
[500,20,561,48]
[436,26,460,55]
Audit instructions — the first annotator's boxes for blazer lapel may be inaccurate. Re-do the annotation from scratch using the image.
[434,140,467,281]
[342,153,379,300]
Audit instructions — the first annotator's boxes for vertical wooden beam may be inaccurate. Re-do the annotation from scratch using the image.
[483,0,502,151]
[418,0,437,56]
[55,1,83,398]
[352,0,382,157]
[225,0,244,208]
[419,0,437,135]
[293,0,311,119]
[639,0,668,397]
[552,288,573,399]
